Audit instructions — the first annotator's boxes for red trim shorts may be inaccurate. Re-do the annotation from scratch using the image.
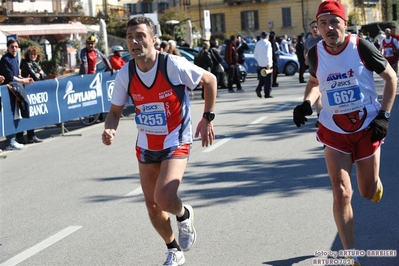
[316,123,381,163]
[136,144,191,163]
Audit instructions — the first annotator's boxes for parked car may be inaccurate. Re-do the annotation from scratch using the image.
[220,43,299,76]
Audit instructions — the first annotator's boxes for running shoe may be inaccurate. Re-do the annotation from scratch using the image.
[371,180,383,203]
[177,205,197,251]
[346,256,361,266]
[163,248,185,266]
[5,138,24,151]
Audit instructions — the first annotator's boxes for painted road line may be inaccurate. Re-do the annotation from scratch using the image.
[125,186,143,197]
[247,116,267,127]
[276,103,291,111]
[0,226,83,266]
[203,137,233,153]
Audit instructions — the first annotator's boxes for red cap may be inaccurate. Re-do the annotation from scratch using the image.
[316,0,346,21]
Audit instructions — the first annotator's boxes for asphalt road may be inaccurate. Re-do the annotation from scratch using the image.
[1,73,398,266]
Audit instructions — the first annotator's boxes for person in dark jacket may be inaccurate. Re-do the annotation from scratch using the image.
[295,34,306,83]
[225,35,243,93]
[236,35,249,65]
[198,41,214,99]
[269,31,280,87]
[0,39,34,150]
[16,46,45,144]
[209,40,223,87]
[20,46,46,81]
[198,41,214,72]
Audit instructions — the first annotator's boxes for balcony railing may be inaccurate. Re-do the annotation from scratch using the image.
[224,0,269,4]
[5,10,82,17]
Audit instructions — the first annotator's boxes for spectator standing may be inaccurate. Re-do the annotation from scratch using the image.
[390,25,399,41]
[209,40,223,86]
[293,2,396,265]
[374,30,386,44]
[304,20,323,67]
[198,41,213,72]
[374,38,381,51]
[269,31,280,87]
[295,34,306,83]
[254,31,273,98]
[102,16,217,266]
[198,41,214,99]
[109,45,126,70]
[79,36,112,75]
[236,35,249,65]
[225,35,243,93]
[167,40,181,56]
[290,35,297,54]
[20,46,46,81]
[160,41,170,53]
[0,39,34,151]
[79,36,111,122]
[280,35,290,53]
[363,32,373,42]
[16,46,45,144]
[304,20,323,127]
[381,28,399,74]
[0,75,3,153]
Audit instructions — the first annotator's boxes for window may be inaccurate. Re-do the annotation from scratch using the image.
[141,3,153,13]
[210,13,225,33]
[158,2,169,13]
[282,7,292,28]
[124,4,137,14]
[240,11,258,31]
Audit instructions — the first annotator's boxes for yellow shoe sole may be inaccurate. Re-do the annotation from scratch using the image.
[371,180,383,203]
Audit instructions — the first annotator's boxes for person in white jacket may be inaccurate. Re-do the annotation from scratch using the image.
[254,31,273,98]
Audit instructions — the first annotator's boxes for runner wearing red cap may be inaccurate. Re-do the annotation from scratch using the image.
[294,1,397,265]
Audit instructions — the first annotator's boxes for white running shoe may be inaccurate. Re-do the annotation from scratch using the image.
[177,205,197,251]
[6,138,24,151]
[163,248,185,266]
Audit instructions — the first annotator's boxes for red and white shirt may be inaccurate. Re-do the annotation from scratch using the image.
[381,36,399,66]
[314,35,382,133]
[111,52,204,150]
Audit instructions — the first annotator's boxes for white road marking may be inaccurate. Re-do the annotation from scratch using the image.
[203,137,233,153]
[125,186,143,197]
[276,103,291,111]
[0,226,82,266]
[247,116,267,127]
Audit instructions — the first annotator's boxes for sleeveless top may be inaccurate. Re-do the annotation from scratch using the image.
[381,37,399,66]
[127,53,192,150]
[315,35,381,134]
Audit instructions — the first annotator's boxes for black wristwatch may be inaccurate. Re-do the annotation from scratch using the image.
[379,110,391,119]
[203,112,215,121]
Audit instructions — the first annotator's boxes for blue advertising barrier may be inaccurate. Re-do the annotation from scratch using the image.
[0,72,117,137]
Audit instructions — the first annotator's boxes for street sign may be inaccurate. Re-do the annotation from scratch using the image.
[7,34,17,41]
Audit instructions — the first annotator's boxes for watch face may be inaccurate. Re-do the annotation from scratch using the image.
[203,112,215,121]
[380,111,390,119]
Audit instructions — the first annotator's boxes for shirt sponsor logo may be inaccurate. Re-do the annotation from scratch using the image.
[331,80,351,89]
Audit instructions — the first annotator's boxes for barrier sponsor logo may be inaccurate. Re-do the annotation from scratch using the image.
[27,92,49,117]
[107,80,115,101]
[62,74,102,109]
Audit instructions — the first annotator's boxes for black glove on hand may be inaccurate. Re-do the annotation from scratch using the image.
[293,100,313,127]
[370,111,389,142]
